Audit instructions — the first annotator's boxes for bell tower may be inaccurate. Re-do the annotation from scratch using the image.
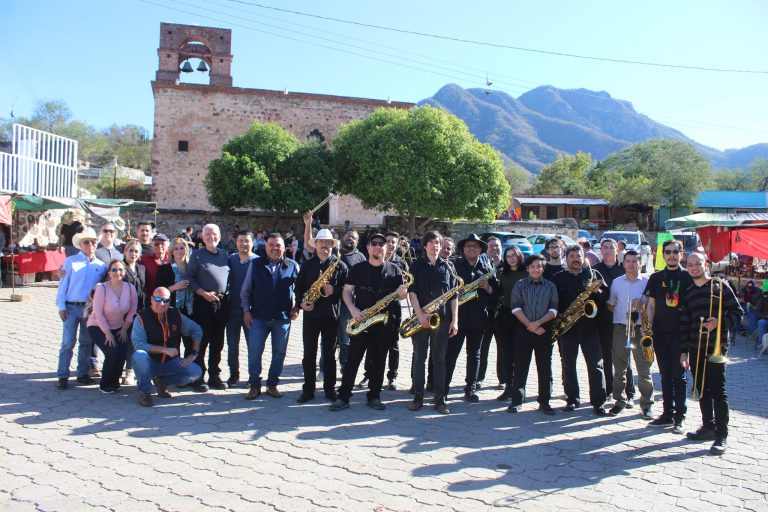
[155,22,233,87]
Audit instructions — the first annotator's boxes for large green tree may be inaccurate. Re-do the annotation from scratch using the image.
[533,152,593,195]
[205,122,335,214]
[333,106,510,236]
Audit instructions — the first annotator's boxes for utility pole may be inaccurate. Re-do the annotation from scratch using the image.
[112,156,118,198]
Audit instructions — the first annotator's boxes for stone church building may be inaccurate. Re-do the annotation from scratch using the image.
[151,22,413,227]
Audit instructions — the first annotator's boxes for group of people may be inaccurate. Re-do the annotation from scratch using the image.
[54,217,742,455]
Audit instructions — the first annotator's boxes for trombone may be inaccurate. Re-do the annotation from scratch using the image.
[692,277,729,400]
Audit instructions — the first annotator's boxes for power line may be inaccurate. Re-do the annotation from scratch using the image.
[218,0,768,75]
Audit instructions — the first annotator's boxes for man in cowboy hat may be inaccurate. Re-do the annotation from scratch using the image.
[55,227,107,389]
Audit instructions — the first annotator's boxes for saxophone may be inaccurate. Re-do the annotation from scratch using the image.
[551,270,604,344]
[457,268,496,306]
[640,303,655,363]
[346,271,414,336]
[302,257,340,306]
[400,272,464,338]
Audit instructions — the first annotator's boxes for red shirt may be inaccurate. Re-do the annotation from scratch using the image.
[139,253,169,297]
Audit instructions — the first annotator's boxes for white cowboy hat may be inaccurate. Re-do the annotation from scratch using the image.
[72,227,100,247]
[314,229,334,241]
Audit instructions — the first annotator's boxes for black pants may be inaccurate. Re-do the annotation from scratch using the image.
[478,315,499,384]
[560,330,606,407]
[599,321,635,398]
[302,316,338,396]
[654,331,688,420]
[690,347,729,437]
[337,323,389,402]
[495,308,516,389]
[87,326,129,390]
[445,324,485,395]
[510,324,553,407]
[192,296,229,383]
[364,316,400,381]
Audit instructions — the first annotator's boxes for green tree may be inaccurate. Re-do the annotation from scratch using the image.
[713,167,750,191]
[533,152,592,195]
[504,163,533,194]
[749,158,768,191]
[205,122,335,214]
[333,106,509,237]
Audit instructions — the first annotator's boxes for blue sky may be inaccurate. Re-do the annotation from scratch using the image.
[1,0,766,151]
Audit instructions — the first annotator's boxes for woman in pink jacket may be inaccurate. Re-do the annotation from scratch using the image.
[87,259,138,393]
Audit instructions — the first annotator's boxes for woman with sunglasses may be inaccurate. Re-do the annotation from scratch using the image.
[86,259,138,393]
[117,240,147,384]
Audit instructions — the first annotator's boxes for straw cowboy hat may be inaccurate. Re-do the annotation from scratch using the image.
[72,227,100,247]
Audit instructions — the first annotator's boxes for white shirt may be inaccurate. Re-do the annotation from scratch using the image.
[608,274,649,325]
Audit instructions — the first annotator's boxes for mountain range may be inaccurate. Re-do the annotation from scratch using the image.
[419,84,767,173]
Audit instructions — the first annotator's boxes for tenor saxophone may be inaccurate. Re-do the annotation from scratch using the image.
[400,272,464,338]
[639,303,655,363]
[551,271,604,344]
[346,272,413,336]
[302,257,340,305]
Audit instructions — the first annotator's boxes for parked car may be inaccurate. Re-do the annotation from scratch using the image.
[479,232,533,256]
[600,230,653,272]
[578,229,598,245]
[670,230,707,263]
[527,233,577,255]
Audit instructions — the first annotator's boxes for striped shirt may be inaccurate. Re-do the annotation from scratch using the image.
[510,276,558,322]
[679,278,743,354]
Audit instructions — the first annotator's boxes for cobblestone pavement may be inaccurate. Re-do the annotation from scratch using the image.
[1,282,767,511]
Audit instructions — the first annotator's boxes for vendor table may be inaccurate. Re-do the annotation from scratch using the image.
[2,250,66,275]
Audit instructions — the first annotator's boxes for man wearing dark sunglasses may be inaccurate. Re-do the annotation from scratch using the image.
[131,287,203,407]
[95,223,123,264]
[643,239,694,433]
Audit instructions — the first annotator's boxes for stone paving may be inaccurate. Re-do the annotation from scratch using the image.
[1,282,767,511]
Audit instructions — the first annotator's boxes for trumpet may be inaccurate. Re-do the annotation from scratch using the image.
[624,291,635,350]
[692,277,728,400]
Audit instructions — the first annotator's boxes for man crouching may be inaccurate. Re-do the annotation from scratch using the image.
[131,287,203,406]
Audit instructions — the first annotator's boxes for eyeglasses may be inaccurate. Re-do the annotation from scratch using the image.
[102,229,115,234]
[664,249,681,255]
[369,241,385,247]
[81,240,98,245]
[109,268,125,273]
[152,297,171,303]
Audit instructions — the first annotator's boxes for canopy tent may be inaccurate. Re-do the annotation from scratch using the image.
[665,212,768,231]
[698,225,768,263]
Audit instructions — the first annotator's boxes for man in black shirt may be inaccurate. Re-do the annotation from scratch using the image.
[543,238,566,281]
[553,245,607,416]
[593,238,635,405]
[294,229,348,404]
[337,229,367,374]
[643,239,694,433]
[680,253,743,454]
[406,231,459,414]
[331,234,408,411]
[445,233,497,403]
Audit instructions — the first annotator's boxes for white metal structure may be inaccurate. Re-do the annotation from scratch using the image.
[0,124,78,197]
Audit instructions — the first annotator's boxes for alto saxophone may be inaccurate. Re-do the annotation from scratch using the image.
[551,270,604,344]
[302,257,340,305]
[640,302,655,363]
[457,268,496,306]
[400,272,464,338]
[346,271,414,336]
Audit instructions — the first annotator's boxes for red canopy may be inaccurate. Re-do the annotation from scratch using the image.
[698,225,768,262]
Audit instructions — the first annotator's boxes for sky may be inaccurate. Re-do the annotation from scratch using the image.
[1,0,767,152]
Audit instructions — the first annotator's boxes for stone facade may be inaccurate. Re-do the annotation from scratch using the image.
[151,23,412,225]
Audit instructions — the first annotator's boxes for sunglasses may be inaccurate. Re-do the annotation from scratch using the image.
[152,297,171,303]
[369,241,385,247]
[109,268,125,273]
[664,249,681,255]
[81,240,98,245]
[102,229,115,234]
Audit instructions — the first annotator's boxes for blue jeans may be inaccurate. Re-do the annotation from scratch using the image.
[247,318,291,387]
[745,310,758,334]
[226,309,250,377]
[131,350,202,394]
[57,303,92,379]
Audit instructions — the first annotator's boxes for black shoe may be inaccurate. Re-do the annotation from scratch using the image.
[434,396,450,415]
[687,425,717,441]
[641,407,654,420]
[56,378,68,390]
[608,404,624,416]
[192,383,209,393]
[496,389,513,401]
[539,404,555,416]
[76,375,96,385]
[563,401,580,412]
[208,379,228,390]
[330,399,349,411]
[464,392,480,403]
[296,393,315,404]
[367,399,386,411]
[710,437,727,455]
[138,392,154,407]
[387,379,397,391]
[507,404,520,413]
[673,418,686,434]
[475,381,484,390]
[356,377,369,389]
[408,394,424,411]
[153,377,172,398]
[649,414,674,427]
[245,386,261,400]
[324,391,337,402]
[227,375,239,387]
[99,386,120,394]
[594,406,608,417]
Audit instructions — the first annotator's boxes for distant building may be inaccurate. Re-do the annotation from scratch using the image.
[511,195,610,229]
[695,190,768,213]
